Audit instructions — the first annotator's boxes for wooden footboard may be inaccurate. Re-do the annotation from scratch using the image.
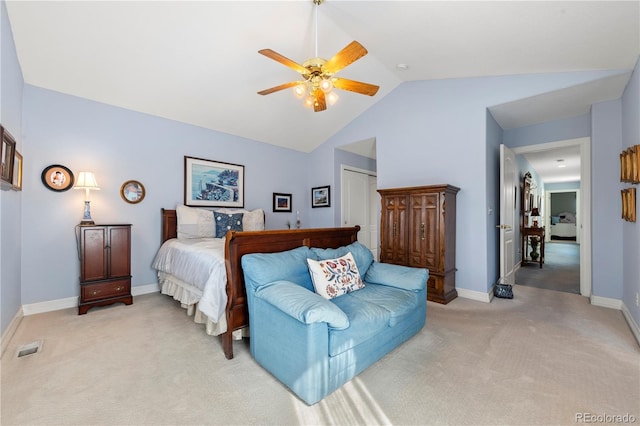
[160,208,360,359]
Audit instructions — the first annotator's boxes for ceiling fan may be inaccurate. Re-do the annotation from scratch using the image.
[257,0,379,112]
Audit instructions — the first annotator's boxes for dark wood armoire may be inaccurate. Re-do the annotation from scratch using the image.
[378,184,459,304]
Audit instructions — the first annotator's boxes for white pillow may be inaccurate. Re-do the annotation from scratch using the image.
[176,205,214,239]
[216,208,265,231]
[307,252,365,300]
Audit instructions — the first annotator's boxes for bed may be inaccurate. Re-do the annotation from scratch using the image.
[154,207,360,359]
[550,212,577,240]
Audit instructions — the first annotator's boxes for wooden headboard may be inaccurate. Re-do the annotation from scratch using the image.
[161,208,178,243]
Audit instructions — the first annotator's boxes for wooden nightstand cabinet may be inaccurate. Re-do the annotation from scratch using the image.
[78,224,133,314]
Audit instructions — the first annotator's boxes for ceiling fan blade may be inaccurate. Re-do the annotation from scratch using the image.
[313,89,326,112]
[258,49,308,75]
[333,78,379,96]
[257,81,301,96]
[323,41,368,75]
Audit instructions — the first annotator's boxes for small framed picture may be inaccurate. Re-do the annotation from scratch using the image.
[273,193,292,212]
[12,150,22,191]
[1,127,16,186]
[311,185,331,208]
[41,164,74,192]
[120,180,146,204]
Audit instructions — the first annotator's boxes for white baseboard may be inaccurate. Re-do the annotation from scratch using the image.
[22,283,160,316]
[457,287,492,303]
[590,295,623,310]
[132,283,160,296]
[22,297,78,316]
[1,307,24,359]
[621,302,640,347]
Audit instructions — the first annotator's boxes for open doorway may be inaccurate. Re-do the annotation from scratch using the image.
[511,138,591,297]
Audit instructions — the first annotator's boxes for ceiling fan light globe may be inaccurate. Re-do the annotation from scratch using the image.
[293,84,307,99]
[320,78,333,93]
[304,95,315,108]
[326,91,339,106]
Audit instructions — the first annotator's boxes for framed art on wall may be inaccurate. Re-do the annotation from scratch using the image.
[184,156,244,207]
[41,164,74,192]
[12,151,22,191]
[1,127,16,186]
[120,180,145,204]
[311,185,330,208]
[273,193,292,212]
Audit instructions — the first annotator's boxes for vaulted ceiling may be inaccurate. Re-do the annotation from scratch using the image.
[6,1,639,169]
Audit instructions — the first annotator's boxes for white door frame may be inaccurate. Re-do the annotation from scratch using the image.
[513,137,591,297]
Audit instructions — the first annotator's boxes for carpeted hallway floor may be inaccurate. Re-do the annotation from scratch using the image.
[2,285,638,426]
[516,241,580,294]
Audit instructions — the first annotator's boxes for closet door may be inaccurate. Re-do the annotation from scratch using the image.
[409,192,439,269]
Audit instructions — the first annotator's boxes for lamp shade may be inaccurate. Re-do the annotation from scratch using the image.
[74,172,100,190]
[531,207,539,217]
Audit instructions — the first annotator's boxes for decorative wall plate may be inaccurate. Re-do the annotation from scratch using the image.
[41,164,74,192]
[120,180,145,204]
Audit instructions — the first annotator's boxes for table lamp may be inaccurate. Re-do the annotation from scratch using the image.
[531,207,540,228]
[74,172,100,225]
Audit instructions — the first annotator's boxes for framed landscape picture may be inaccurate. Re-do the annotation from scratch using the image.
[311,185,330,208]
[184,156,244,207]
[273,193,292,212]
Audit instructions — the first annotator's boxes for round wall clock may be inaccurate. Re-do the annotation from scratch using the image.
[41,164,74,192]
[120,180,145,204]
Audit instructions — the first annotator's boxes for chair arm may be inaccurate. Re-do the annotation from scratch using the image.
[364,262,428,291]
[256,280,349,330]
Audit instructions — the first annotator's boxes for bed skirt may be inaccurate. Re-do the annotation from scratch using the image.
[157,272,246,340]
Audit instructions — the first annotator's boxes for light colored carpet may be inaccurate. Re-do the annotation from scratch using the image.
[2,286,639,426]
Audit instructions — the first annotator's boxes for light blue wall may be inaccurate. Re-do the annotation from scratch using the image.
[621,57,640,327]
[0,0,24,335]
[592,99,624,299]
[308,71,626,294]
[503,113,591,147]
[20,86,310,305]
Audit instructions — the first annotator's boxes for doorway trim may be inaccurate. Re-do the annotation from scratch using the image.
[512,137,591,297]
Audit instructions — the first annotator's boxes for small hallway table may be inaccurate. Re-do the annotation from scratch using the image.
[522,227,545,268]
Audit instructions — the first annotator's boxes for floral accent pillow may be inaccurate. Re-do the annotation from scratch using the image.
[214,212,244,238]
[307,252,365,300]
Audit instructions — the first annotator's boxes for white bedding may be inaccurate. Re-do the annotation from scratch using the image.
[550,222,577,238]
[152,238,227,322]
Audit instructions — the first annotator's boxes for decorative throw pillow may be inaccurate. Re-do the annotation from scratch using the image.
[176,205,215,239]
[307,252,365,300]
[216,208,265,231]
[214,212,244,238]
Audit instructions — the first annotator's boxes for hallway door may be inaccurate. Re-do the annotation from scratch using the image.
[499,144,517,285]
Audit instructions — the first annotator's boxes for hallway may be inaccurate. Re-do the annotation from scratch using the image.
[515,241,580,294]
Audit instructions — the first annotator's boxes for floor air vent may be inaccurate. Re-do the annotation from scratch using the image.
[17,340,43,358]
